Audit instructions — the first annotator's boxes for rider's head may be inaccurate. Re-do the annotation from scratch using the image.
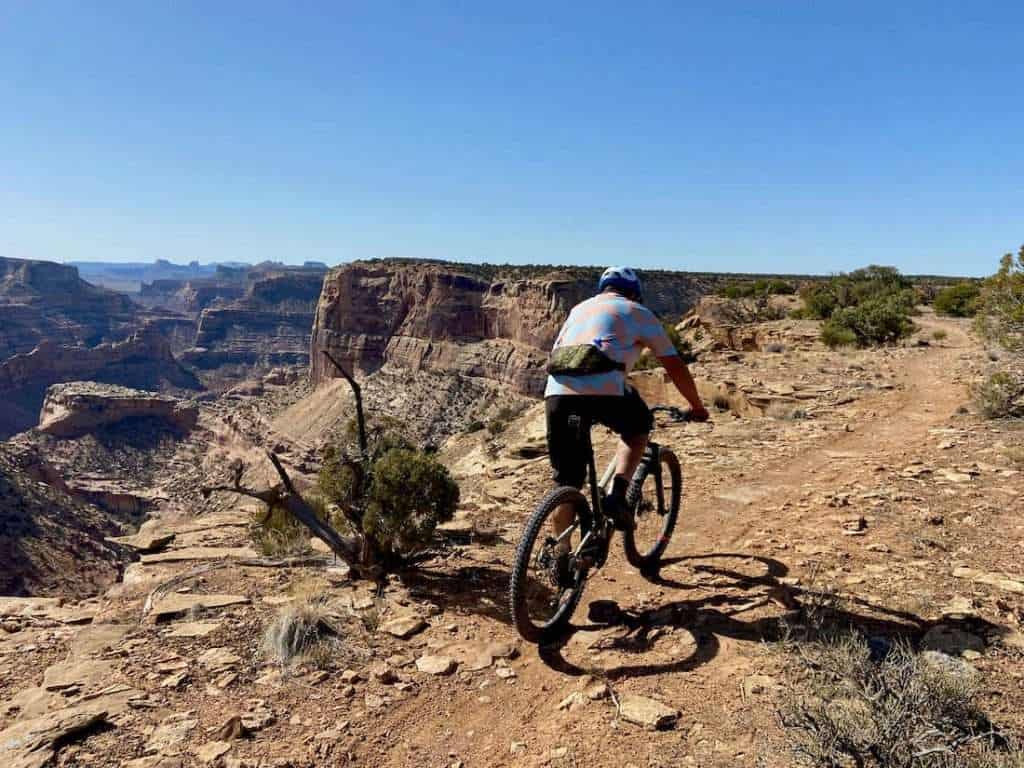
[598,266,643,302]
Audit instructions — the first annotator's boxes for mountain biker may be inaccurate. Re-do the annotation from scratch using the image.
[544,266,710,539]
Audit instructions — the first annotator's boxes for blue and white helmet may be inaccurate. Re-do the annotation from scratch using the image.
[598,266,643,301]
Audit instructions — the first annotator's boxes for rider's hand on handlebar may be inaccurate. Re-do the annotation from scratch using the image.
[688,405,711,423]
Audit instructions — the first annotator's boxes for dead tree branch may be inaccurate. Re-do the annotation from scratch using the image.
[321,350,368,457]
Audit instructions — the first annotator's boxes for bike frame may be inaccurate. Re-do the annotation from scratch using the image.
[565,413,664,564]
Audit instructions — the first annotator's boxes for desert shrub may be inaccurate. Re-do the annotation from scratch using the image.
[320,417,459,563]
[766,401,807,420]
[360,448,459,556]
[779,633,1018,768]
[263,593,341,668]
[976,246,1024,357]
[934,282,981,317]
[972,372,1024,419]
[463,419,485,434]
[933,329,948,341]
[777,589,1022,768]
[719,278,796,299]
[1003,446,1024,467]
[634,322,692,370]
[801,266,914,321]
[821,294,916,348]
[250,493,329,557]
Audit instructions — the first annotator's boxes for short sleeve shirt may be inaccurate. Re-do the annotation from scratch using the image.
[544,292,677,397]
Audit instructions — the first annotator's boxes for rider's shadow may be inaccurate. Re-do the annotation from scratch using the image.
[537,553,930,681]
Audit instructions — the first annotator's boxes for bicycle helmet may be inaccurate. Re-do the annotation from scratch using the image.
[598,266,643,301]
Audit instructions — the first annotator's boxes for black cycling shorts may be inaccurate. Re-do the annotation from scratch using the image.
[545,387,654,488]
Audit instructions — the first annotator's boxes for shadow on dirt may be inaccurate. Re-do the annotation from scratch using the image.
[537,553,931,681]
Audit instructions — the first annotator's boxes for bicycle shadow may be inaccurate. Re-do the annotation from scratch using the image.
[537,553,930,681]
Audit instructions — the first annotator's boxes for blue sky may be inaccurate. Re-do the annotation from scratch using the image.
[1,2,1021,276]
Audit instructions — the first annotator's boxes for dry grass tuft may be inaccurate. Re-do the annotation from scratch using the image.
[263,593,342,669]
[776,582,1022,767]
[767,401,808,421]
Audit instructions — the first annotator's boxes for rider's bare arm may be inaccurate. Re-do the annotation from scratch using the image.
[658,354,710,420]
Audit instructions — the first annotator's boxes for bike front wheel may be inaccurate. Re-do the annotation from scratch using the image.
[509,486,591,643]
[622,448,682,570]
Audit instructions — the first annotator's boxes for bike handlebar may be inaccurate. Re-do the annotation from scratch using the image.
[650,405,694,422]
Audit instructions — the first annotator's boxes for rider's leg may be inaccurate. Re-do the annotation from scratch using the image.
[545,396,586,553]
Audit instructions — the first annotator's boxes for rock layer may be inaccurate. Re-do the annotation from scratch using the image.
[310,262,718,397]
[37,382,198,438]
[0,325,201,439]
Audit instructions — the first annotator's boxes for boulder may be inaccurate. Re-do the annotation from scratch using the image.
[618,694,680,730]
[37,382,198,438]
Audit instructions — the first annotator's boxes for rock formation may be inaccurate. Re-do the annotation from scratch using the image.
[0,257,139,359]
[181,269,326,374]
[0,442,130,596]
[0,325,201,439]
[310,262,719,397]
[37,382,198,438]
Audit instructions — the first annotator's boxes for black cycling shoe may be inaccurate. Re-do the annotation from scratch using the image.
[603,495,634,531]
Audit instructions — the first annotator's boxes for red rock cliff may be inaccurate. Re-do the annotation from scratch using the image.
[310,262,717,397]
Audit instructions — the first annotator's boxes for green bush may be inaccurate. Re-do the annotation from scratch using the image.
[719,278,796,299]
[320,418,459,561]
[976,246,1024,356]
[463,419,485,434]
[800,266,913,320]
[934,282,981,317]
[972,372,1024,419]
[360,448,459,557]
[821,294,916,348]
[634,321,691,370]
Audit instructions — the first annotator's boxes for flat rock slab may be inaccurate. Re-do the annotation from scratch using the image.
[68,623,132,660]
[0,705,108,768]
[0,598,93,624]
[140,547,257,564]
[618,694,679,730]
[415,655,457,675]
[195,740,231,764]
[148,594,250,621]
[106,533,176,553]
[42,658,115,691]
[197,647,241,671]
[380,616,427,639]
[715,487,771,506]
[953,567,1024,594]
[146,715,199,756]
[164,622,221,639]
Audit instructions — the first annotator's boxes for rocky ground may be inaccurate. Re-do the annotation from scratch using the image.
[1,310,1022,767]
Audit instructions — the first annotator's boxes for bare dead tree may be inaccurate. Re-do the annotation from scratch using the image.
[201,450,369,574]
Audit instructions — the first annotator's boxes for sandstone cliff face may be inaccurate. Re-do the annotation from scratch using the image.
[310,262,717,397]
[0,325,201,439]
[38,382,198,438]
[0,257,139,359]
[183,270,325,372]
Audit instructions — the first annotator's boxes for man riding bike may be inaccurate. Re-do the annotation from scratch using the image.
[545,266,709,542]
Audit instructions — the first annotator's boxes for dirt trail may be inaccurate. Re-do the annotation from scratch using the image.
[359,316,989,768]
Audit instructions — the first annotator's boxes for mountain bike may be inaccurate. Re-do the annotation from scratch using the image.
[509,405,692,643]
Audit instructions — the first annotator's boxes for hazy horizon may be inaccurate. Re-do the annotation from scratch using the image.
[3,3,1021,278]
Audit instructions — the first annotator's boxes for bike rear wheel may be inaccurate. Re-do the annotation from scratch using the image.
[509,486,591,643]
[622,448,682,570]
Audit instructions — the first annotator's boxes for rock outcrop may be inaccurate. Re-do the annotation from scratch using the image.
[310,262,718,397]
[0,325,201,439]
[182,269,326,373]
[0,257,140,359]
[37,382,198,438]
[0,443,130,596]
